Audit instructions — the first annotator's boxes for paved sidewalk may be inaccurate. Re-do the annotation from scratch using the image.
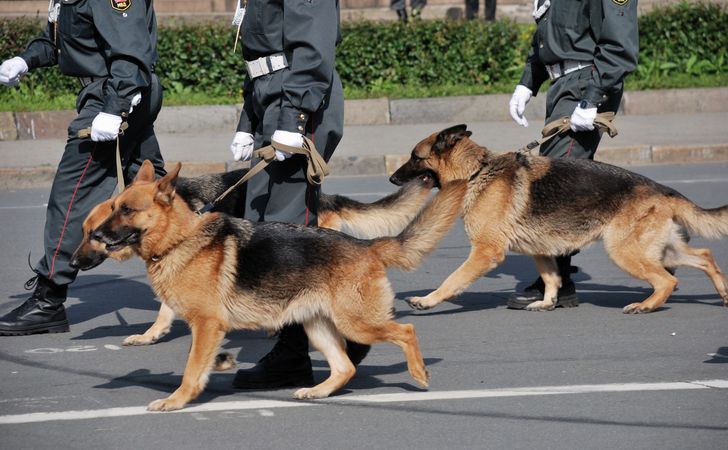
[1,111,728,189]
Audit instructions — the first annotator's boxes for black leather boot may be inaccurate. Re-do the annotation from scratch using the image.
[233,324,314,389]
[507,256,579,309]
[0,275,69,336]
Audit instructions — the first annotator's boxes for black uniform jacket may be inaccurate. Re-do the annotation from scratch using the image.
[20,0,159,115]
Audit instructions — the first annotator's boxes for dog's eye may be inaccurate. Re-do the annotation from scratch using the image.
[120,203,134,215]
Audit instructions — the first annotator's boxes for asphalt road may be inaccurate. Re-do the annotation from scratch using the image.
[1,163,727,449]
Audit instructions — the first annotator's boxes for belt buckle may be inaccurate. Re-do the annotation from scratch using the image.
[269,55,286,71]
[246,58,269,78]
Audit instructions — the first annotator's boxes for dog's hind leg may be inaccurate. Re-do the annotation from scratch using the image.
[665,243,728,307]
[147,318,226,411]
[407,243,506,310]
[123,302,175,346]
[344,320,429,388]
[606,233,678,314]
[294,318,354,399]
[525,256,560,312]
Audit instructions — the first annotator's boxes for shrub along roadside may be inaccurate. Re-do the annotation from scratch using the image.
[1,1,726,111]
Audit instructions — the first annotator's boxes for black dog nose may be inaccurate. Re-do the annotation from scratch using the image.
[389,174,403,186]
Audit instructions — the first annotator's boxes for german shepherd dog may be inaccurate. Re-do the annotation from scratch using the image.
[70,168,434,346]
[92,160,466,411]
[390,124,728,314]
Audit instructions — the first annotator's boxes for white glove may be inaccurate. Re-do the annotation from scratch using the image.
[90,112,123,142]
[230,131,255,161]
[271,129,303,161]
[0,57,29,87]
[570,104,598,132]
[128,92,142,114]
[508,85,532,127]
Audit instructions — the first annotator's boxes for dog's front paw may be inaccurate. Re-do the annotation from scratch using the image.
[406,296,437,310]
[525,300,555,311]
[411,366,430,388]
[122,333,159,346]
[147,397,186,412]
[294,387,329,400]
[622,302,654,314]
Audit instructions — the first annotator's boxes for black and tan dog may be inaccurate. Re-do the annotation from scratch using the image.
[91,160,466,411]
[71,168,434,346]
[390,124,728,314]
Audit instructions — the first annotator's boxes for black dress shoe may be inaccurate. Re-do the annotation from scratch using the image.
[0,275,69,336]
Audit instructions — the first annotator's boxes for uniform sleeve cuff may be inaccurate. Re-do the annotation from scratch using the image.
[583,86,609,108]
[102,94,132,117]
[18,52,36,71]
[277,105,309,134]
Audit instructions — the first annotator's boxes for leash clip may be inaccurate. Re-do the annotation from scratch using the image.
[196,203,214,215]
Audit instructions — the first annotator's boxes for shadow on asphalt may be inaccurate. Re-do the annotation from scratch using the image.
[395,284,725,316]
[64,274,158,325]
[704,346,728,364]
[92,357,441,402]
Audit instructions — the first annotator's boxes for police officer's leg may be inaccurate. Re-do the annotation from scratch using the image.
[484,0,496,21]
[234,74,364,388]
[309,74,370,364]
[464,0,478,20]
[234,79,315,389]
[0,98,120,335]
[391,0,407,21]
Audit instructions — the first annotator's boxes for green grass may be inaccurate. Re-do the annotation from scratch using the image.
[2,74,727,112]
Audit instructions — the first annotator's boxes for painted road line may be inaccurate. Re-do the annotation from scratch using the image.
[1,379,726,425]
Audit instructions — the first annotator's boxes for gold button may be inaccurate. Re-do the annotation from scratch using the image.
[297,125,304,131]
[299,114,305,120]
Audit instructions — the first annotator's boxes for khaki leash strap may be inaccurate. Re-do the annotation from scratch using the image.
[195,135,329,215]
[77,122,129,193]
[517,112,618,154]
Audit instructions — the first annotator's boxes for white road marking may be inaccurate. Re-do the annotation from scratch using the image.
[0,205,47,210]
[1,379,726,425]
[659,178,728,184]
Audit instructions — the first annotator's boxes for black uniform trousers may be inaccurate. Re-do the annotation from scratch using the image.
[465,0,496,21]
[540,67,623,160]
[36,75,166,286]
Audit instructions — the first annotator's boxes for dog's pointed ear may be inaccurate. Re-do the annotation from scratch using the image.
[155,162,181,206]
[133,160,156,183]
[433,124,472,154]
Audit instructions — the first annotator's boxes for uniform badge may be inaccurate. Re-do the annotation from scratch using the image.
[612,0,630,5]
[111,0,131,11]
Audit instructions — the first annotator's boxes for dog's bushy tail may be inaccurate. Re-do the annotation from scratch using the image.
[318,177,434,238]
[674,198,728,239]
[371,180,467,271]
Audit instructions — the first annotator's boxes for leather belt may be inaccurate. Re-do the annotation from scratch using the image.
[545,60,592,81]
[245,53,288,79]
